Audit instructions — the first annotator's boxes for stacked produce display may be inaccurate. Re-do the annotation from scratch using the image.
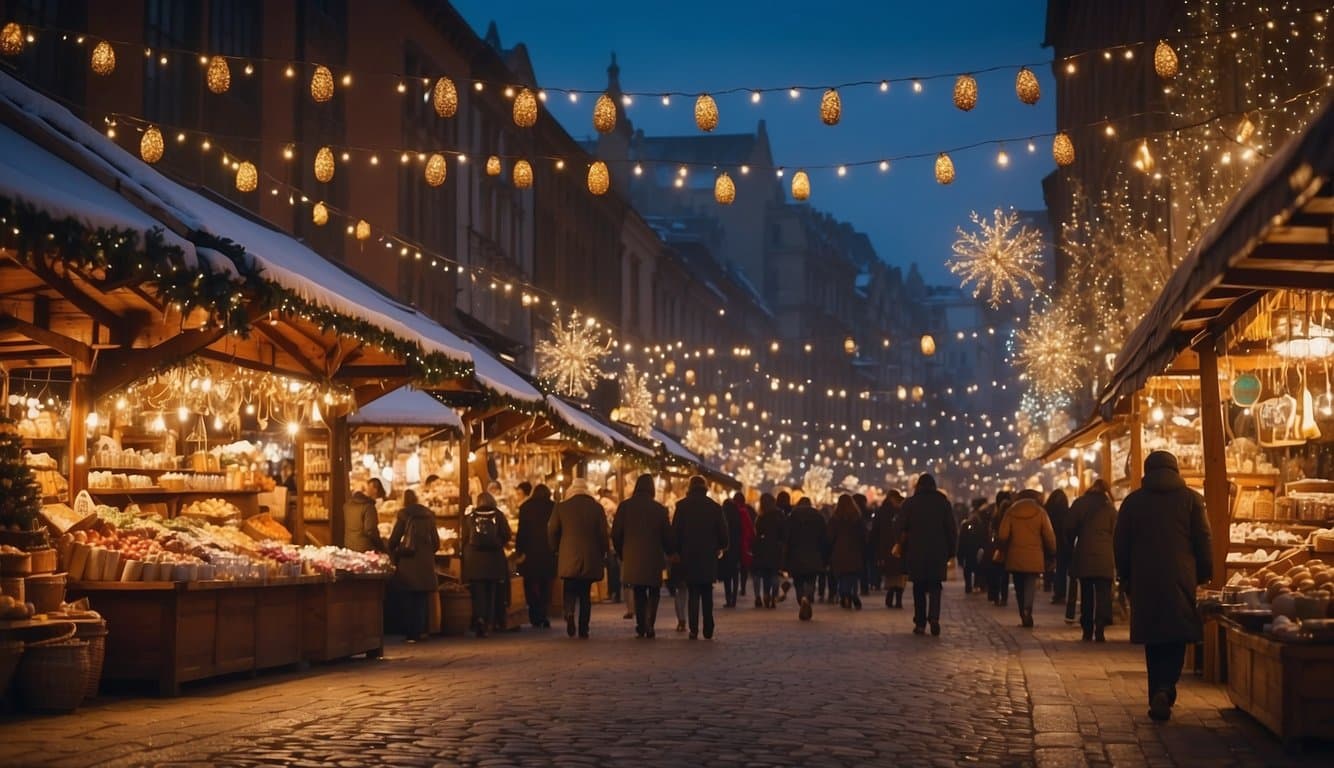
[1218,548,1334,642]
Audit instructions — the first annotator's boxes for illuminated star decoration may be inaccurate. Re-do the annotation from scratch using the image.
[536,310,612,399]
[617,363,655,438]
[802,465,833,504]
[763,443,792,484]
[947,208,1045,308]
[684,409,722,459]
[1014,303,1082,399]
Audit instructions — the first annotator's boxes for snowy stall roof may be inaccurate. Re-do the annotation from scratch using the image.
[455,337,544,404]
[0,72,473,370]
[348,387,463,430]
[651,427,702,466]
[545,396,656,458]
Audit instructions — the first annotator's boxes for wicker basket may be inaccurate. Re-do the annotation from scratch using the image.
[0,551,32,577]
[25,573,66,612]
[0,576,22,602]
[73,620,108,700]
[15,623,88,713]
[0,640,21,698]
[28,548,57,575]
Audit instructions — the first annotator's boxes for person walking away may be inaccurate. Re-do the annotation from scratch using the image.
[872,490,906,608]
[786,496,830,621]
[957,500,987,595]
[998,489,1057,628]
[775,491,795,602]
[750,493,786,608]
[515,484,556,628]
[987,491,1014,606]
[597,488,623,608]
[829,494,867,609]
[1069,479,1117,642]
[612,474,672,638]
[673,476,729,639]
[733,493,757,602]
[1114,451,1212,722]
[462,492,512,637]
[718,499,744,608]
[856,493,878,594]
[548,478,609,639]
[388,490,439,643]
[1045,489,1071,602]
[900,474,957,636]
[816,503,836,603]
[343,479,386,553]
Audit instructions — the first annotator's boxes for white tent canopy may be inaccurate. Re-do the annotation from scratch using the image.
[349,387,462,430]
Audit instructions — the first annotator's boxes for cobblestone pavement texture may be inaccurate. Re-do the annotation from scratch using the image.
[2,583,1331,767]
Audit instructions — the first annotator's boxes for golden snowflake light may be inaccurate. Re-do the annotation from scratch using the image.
[616,364,655,438]
[433,77,458,117]
[90,41,115,76]
[1015,304,1082,398]
[1015,67,1040,105]
[684,410,722,459]
[593,93,617,134]
[310,65,334,102]
[206,56,231,94]
[714,172,736,205]
[953,74,978,111]
[513,159,533,189]
[140,126,164,164]
[513,87,538,127]
[763,444,792,483]
[486,155,502,176]
[695,93,719,132]
[947,209,1045,307]
[536,311,612,399]
[820,88,842,125]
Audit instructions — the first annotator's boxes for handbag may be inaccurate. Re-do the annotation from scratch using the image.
[396,515,419,558]
[990,538,1007,565]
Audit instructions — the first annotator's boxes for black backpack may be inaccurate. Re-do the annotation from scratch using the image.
[469,510,502,551]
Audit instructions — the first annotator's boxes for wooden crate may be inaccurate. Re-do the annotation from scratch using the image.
[301,574,387,662]
[1224,621,1334,749]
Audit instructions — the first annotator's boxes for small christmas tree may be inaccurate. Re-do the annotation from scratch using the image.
[0,417,43,531]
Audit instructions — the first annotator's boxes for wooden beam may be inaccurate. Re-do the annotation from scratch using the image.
[23,259,126,338]
[331,365,414,380]
[1129,395,1144,491]
[254,324,326,379]
[0,316,93,366]
[1261,225,1330,245]
[1246,244,1334,265]
[1195,336,1230,590]
[1224,267,1334,290]
[89,326,229,399]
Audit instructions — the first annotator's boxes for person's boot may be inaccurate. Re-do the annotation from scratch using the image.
[1022,612,1034,629]
[896,589,905,609]
[779,582,790,602]
[1148,690,1172,722]
[798,597,813,621]
[852,594,862,610]
[886,591,894,609]
[754,595,763,608]
[929,620,941,636]
[1081,627,1093,642]
[1094,625,1106,643]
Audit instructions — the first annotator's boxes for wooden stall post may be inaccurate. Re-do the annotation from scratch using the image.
[1197,336,1230,589]
[1129,396,1145,490]
[68,365,91,495]
[458,417,471,516]
[1100,432,1114,487]
[1075,452,1086,495]
[330,413,350,548]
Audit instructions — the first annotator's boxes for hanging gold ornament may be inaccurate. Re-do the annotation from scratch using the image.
[206,55,231,94]
[424,153,448,187]
[920,334,936,357]
[953,74,978,111]
[513,159,533,189]
[1052,132,1075,167]
[593,93,617,134]
[310,65,334,102]
[791,170,810,201]
[314,146,335,182]
[1015,67,1040,105]
[820,88,841,125]
[433,77,458,117]
[694,94,719,132]
[714,172,736,205]
[139,126,164,164]
[587,160,610,196]
[486,155,502,176]
[1,23,23,56]
[513,87,538,127]
[90,41,115,76]
[235,161,258,192]
[354,219,371,241]
[934,153,955,185]
[1153,40,1179,79]
[312,201,329,226]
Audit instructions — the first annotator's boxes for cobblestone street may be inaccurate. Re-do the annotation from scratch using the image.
[1,585,1329,768]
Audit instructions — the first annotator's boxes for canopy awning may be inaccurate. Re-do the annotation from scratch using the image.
[544,396,656,458]
[1100,95,1334,418]
[349,387,463,430]
[649,427,739,489]
[1039,415,1116,465]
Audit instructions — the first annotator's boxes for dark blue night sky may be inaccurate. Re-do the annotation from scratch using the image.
[452,0,1055,284]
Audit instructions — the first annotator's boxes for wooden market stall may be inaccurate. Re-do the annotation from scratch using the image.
[0,71,483,696]
[1093,93,1334,744]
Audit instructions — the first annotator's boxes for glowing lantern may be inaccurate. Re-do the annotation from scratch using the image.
[714,172,735,205]
[587,160,610,195]
[424,153,448,187]
[235,161,258,192]
[433,77,458,117]
[920,334,936,356]
[206,56,231,94]
[593,93,617,134]
[844,337,857,355]
[140,126,164,164]
[1052,132,1075,167]
[314,146,335,182]
[953,74,978,111]
[90,41,116,76]
[820,88,841,125]
[694,94,719,132]
[354,219,371,241]
[310,65,334,102]
[1015,67,1040,105]
[312,202,329,226]
[513,87,538,127]
[934,153,955,185]
[486,155,502,176]
[1153,40,1179,79]
[513,159,534,189]
[1,23,24,56]
[791,170,810,201]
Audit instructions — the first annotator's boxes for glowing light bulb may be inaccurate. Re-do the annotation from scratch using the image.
[177,405,190,423]
[286,421,300,436]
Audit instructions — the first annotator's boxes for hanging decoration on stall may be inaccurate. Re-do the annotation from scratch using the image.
[1232,373,1263,407]
[614,363,655,438]
[536,311,612,399]
[683,409,722,459]
[948,208,1044,308]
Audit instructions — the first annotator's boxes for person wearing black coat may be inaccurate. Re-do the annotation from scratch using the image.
[611,474,673,638]
[871,490,905,608]
[1045,488,1071,603]
[987,491,1014,606]
[957,499,987,595]
[900,474,958,636]
[718,499,744,608]
[462,492,513,637]
[775,491,795,601]
[549,479,610,639]
[785,496,829,621]
[672,476,729,639]
[1114,451,1212,722]
[515,484,556,628]
[750,493,786,608]
[828,494,867,610]
[1069,479,1117,642]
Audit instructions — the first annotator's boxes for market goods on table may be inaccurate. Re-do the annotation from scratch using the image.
[1225,552,1334,641]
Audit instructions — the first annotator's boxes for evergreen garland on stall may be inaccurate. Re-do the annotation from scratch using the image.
[0,418,43,531]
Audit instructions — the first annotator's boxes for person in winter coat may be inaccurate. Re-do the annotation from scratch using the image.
[733,493,756,599]
[548,478,610,639]
[1045,489,1071,603]
[900,474,958,636]
[343,479,386,553]
[673,476,729,639]
[750,493,786,608]
[957,499,987,595]
[829,494,868,610]
[871,490,906,608]
[388,490,440,643]
[1114,451,1212,722]
[462,491,512,637]
[785,496,829,621]
[515,484,556,629]
[611,474,673,638]
[1069,479,1117,642]
[999,489,1057,628]
[987,491,1014,606]
[718,499,745,608]
[775,491,795,601]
